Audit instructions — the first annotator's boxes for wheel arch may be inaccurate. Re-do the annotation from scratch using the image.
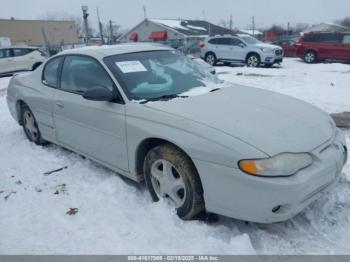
[135,137,200,180]
[15,99,27,125]
[245,52,261,62]
[204,51,216,59]
[32,62,42,71]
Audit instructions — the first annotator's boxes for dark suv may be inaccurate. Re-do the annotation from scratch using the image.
[296,32,350,63]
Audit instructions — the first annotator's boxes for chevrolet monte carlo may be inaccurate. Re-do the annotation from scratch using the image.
[6,44,347,223]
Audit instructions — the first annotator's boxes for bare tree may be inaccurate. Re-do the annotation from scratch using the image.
[335,17,350,29]
[294,23,309,33]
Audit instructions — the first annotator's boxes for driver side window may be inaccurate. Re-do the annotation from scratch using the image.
[60,55,114,94]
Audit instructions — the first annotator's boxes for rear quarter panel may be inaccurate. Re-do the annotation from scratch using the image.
[7,69,56,141]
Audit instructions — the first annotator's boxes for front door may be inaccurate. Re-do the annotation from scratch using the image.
[227,37,247,61]
[52,55,129,171]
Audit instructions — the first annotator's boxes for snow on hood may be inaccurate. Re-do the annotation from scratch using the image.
[145,84,333,155]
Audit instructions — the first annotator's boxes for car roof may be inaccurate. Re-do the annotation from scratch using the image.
[59,43,174,59]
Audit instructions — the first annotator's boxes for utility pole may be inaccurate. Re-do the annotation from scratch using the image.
[96,7,105,45]
[252,16,255,36]
[109,20,114,45]
[81,6,90,45]
[143,5,147,20]
[229,15,233,32]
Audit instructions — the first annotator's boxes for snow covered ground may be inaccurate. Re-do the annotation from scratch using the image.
[0,58,349,254]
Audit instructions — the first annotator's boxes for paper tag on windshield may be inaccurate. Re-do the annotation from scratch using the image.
[115,61,147,73]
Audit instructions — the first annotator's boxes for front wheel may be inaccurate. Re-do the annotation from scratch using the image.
[246,54,261,67]
[144,144,205,220]
[21,104,46,145]
[304,51,317,63]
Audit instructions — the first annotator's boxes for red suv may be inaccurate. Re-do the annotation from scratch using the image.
[296,32,350,63]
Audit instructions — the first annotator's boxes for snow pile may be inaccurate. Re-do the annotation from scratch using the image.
[0,58,350,254]
[216,58,350,113]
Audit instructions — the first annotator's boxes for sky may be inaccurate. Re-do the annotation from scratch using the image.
[1,0,349,31]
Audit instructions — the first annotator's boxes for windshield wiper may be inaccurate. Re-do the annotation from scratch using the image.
[140,94,188,104]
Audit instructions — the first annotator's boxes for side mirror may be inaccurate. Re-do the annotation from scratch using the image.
[83,87,115,102]
[238,43,245,48]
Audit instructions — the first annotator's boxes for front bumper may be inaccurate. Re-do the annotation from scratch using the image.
[195,129,347,223]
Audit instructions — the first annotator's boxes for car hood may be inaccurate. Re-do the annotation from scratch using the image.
[143,85,333,156]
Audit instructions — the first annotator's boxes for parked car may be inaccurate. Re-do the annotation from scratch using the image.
[200,34,283,67]
[296,32,350,63]
[0,47,47,76]
[272,39,297,57]
[7,44,347,223]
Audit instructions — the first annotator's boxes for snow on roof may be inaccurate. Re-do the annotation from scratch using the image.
[240,29,263,35]
[150,19,190,31]
[186,25,207,31]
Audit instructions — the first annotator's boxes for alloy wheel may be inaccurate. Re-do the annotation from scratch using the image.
[247,55,259,67]
[206,54,215,65]
[150,159,186,208]
[23,110,39,141]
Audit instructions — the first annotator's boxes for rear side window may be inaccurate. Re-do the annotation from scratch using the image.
[0,49,12,58]
[303,33,342,43]
[43,57,63,88]
[208,38,231,45]
[343,35,350,44]
[12,48,33,57]
[60,55,114,94]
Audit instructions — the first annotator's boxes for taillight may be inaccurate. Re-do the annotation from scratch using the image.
[199,41,205,48]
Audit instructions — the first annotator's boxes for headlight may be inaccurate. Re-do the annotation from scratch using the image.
[238,153,313,177]
[260,48,273,53]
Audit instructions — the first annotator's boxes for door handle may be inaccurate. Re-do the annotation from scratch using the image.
[55,101,64,108]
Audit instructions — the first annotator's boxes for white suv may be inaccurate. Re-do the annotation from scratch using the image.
[200,34,283,67]
[0,47,47,76]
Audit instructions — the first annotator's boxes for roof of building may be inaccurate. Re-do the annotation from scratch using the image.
[303,23,349,33]
[149,19,234,36]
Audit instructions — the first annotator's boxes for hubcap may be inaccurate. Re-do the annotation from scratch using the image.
[23,111,39,141]
[150,159,186,208]
[305,52,315,63]
[206,55,215,65]
[247,56,259,67]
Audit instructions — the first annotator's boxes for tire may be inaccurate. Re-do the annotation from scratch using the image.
[21,104,46,145]
[304,51,317,63]
[246,53,261,67]
[144,143,204,220]
[205,52,217,66]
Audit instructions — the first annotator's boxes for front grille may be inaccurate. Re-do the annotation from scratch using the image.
[275,49,283,56]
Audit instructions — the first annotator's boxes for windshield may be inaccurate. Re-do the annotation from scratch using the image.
[103,50,221,101]
[240,36,261,44]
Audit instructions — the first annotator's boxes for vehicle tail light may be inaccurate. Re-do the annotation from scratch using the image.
[199,41,205,48]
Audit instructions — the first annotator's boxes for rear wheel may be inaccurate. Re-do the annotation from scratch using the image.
[246,54,260,67]
[304,51,317,63]
[21,104,46,145]
[144,143,205,220]
[205,53,217,66]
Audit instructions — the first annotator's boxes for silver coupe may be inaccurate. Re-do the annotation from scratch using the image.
[6,44,347,223]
